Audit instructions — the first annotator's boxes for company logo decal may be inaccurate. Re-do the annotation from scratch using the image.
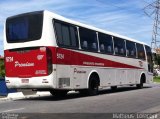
[15,61,34,67]
[37,55,44,60]
[74,68,86,74]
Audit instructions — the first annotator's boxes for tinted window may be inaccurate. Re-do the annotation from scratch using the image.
[54,20,79,48]
[113,37,126,56]
[145,46,152,61]
[126,40,136,58]
[136,43,145,60]
[99,33,113,54]
[145,45,153,72]
[79,27,98,51]
[6,12,43,43]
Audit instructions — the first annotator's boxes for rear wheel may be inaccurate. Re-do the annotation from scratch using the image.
[50,90,68,97]
[111,86,117,91]
[88,75,99,96]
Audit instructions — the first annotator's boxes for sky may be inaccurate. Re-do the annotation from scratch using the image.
[0,0,154,56]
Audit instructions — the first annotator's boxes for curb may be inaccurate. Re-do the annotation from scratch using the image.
[0,91,51,101]
[0,91,77,101]
[7,92,25,98]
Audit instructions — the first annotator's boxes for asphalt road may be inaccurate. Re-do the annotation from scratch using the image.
[0,83,160,119]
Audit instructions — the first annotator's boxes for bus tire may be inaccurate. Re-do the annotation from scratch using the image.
[88,74,99,96]
[136,74,145,89]
[79,89,88,96]
[111,86,117,90]
[50,90,68,97]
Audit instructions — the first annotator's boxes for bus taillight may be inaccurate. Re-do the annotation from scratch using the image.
[46,48,52,75]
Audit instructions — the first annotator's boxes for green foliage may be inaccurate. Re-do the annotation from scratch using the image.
[0,59,5,77]
[153,76,160,83]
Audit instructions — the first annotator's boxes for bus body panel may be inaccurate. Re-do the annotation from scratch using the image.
[5,47,48,77]
[4,10,153,91]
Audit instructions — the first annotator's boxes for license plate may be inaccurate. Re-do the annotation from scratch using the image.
[21,79,29,83]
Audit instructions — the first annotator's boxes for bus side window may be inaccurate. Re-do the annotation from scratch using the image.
[113,37,126,56]
[120,48,124,54]
[115,47,118,54]
[82,41,88,49]
[92,43,97,50]
[136,43,145,60]
[131,50,135,56]
[79,27,98,52]
[145,45,153,73]
[126,49,129,56]
[98,33,113,54]
[62,25,70,46]
[54,19,79,49]
[107,45,112,53]
[126,40,136,58]
[54,22,63,45]
[100,44,105,52]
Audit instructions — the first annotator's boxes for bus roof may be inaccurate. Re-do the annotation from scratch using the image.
[7,10,149,47]
[44,10,149,47]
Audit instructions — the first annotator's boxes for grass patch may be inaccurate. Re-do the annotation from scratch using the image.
[153,76,160,83]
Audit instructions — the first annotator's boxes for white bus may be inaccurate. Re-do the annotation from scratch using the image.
[4,10,153,96]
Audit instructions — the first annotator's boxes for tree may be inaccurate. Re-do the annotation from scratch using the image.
[0,59,5,77]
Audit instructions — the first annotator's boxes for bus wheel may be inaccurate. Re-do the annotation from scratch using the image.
[111,86,117,91]
[50,90,68,97]
[88,75,99,96]
[136,80,143,89]
[136,74,145,89]
[79,89,88,96]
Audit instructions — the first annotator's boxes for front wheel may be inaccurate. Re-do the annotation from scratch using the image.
[136,82,143,89]
[136,76,144,89]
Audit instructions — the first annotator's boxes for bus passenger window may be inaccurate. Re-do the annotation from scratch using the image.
[113,37,126,56]
[126,40,136,58]
[115,47,118,54]
[82,41,88,49]
[79,27,98,52]
[54,19,79,49]
[145,45,153,73]
[136,43,145,60]
[92,43,97,50]
[107,46,112,53]
[120,48,124,54]
[100,44,105,52]
[98,33,113,54]
[126,49,129,56]
[131,50,135,56]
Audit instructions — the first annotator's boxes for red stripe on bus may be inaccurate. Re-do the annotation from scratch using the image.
[4,46,142,77]
[50,47,142,69]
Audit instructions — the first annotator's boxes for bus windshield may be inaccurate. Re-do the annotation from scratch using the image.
[6,11,43,43]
